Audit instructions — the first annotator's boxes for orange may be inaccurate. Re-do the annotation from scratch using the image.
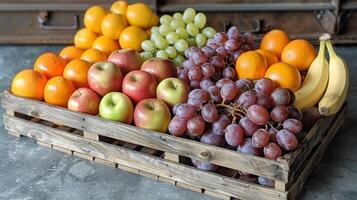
[119,26,147,51]
[74,28,98,49]
[256,49,278,67]
[260,29,290,58]
[265,62,301,91]
[11,69,47,100]
[44,76,76,107]
[83,5,107,34]
[110,1,128,15]
[34,52,67,79]
[101,13,128,40]
[59,46,85,62]
[281,39,316,71]
[92,36,120,55]
[63,59,91,88]
[80,48,107,64]
[125,3,155,29]
[145,28,151,38]
[235,51,268,80]
[150,14,159,26]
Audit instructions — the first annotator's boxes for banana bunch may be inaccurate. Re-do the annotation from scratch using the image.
[294,33,349,116]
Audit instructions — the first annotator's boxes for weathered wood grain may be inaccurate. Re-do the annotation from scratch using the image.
[0,91,289,182]
[3,114,287,200]
[204,189,232,200]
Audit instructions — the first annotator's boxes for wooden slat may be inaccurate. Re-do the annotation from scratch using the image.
[83,131,99,141]
[158,176,176,185]
[117,164,140,175]
[73,151,94,161]
[176,182,203,193]
[139,170,159,180]
[3,114,287,200]
[37,140,52,148]
[204,189,231,200]
[164,152,180,162]
[274,181,286,191]
[94,157,116,167]
[53,145,73,155]
[0,91,289,182]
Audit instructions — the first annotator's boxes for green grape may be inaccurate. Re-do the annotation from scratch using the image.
[160,15,173,25]
[202,27,216,39]
[176,27,189,39]
[173,12,183,20]
[173,55,185,66]
[150,31,163,41]
[166,32,179,45]
[195,33,207,47]
[186,37,196,46]
[141,40,155,51]
[140,51,153,61]
[151,26,160,34]
[183,7,196,24]
[194,13,207,29]
[165,46,177,59]
[159,24,172,36]
[155,37,169,50]
[170,19,185,30]
[174,39,189,52]
[186,23,199,37]
[156,50,168,59]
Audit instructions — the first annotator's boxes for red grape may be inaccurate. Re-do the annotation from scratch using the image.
[168,116,188,137]
[244,32,255,44]
[224,124,244,147]
[227,26,240,40]
[216,78,234,88]
[240,44,250,51]
[187,97,204,108]
[256,93,272,109]
[216,46,228,57]
[210,55,225,69]
[201,104,219,123]
[239,117,258,136]
[258,177,275,187]
[237,91,257,108]
[207,85,223,103]
[188,67,203,81]
[276,129,298,151]
[222,67,236,80]
[199,78,214,90]
[247,105,269,125]
[182,59,196,69]
[212,69,223,81]
[212,115,231,135]
[192,159,218,172]
[201,131,223,146]
[271,105,289,122]
[214,32,228,45]
[288,106,303,121]
[185,46,200,58]
[188,89,210,100]
[255,78,275,95]
[176,103,196,120]
[263,143,282,160]
[225,39,240,52]
[207,41,219,50]
[283,118,302,134]
[235,79,254,91]
[270,88,291,106]
[237,138,262,156]
[221,83,239,101]
[187,115,205,137]
[178,69,189,83]
[192,51,208,65]
[268,127,278,143]
[252,129,270,148]
[233,50,243,60]
[287,89,295,105]
[189,80,200,89]
[172,103,181,115]
[201,63,215,78]
[202,46,216,57]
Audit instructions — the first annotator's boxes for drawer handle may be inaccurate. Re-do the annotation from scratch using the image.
[37,11,79,30]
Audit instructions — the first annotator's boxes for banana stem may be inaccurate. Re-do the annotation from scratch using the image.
[326,40,337,58]
[317,40,326,58]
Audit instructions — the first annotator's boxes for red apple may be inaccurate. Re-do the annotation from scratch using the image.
[134,98,171,132]
[141,58,177,82]
[68,87,101,115]
[156,78,189,107]
[107,49,142,75]
[87,61,123,96]
[122,70,157,103]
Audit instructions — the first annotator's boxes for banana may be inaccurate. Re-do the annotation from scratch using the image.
[294,37,329,110]
[318,35,349,116]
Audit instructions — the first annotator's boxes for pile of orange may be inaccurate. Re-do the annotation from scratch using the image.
[235,29,316,91]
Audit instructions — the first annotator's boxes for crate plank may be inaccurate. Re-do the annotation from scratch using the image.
[204,189,231,200]
[117,164,140,175]
[73,151,94,161]
[53,145,73,155]
[158,176,176,185]
[0,91,289,182]
[139,170,159,180]
[4,114,287,200]
[83,131,99,141]
[164,152,180,162]
[176,182,202,193]
[94,157,116,167]
[37,140,52,148]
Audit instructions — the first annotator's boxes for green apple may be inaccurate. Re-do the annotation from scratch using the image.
[156,77,189,107]
[99,92,133,124]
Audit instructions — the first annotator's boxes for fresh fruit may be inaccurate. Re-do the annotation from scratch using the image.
[126,3,156,29]
[74,28,98,49]
[59,46,85,62]
[134,98,171,132]
[265,62,301,91]
[141,58,177,82]
[122,70,158,103]
[156,78,189,107]
[11,69,47,100]
[281,39,316,71]
[80,48,107,64]
[235,51,268,80]
[318,35,349,116]
[44,76,76,107]
[119,26,147,51]
[294,39,329,110]
[110,1,128,15]
[107,49,143,75]
[260,29,290,58]
[68,87,101,115]
[256,49,278,67]
[63,59,91,88]
[276,129,298,151]
[87,61,123,96]
[34,52,67,79]
[83,5,107,34]
[92,35,120,55]
[99,92,134,124]
[101,13,127,40]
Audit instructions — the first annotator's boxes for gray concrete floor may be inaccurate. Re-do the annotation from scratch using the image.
[0,45,356,200]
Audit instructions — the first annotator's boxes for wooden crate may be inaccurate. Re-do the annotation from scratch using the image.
[0,90,346,200]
